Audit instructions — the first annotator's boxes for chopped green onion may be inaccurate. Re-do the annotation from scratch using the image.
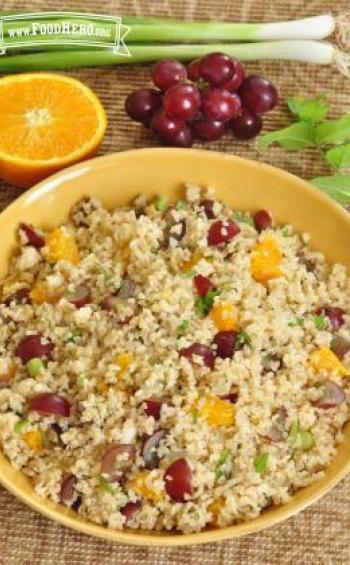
[180,269,195,279]
[176,200,187,210]
[26,358,44,378]
[281,227,291,237]
[177,320,189,336]
[289,420,301,446]
[235,330,252,349]
[313,314,328,330]
[232,211,254,226]
[289,419,315,450]
[98,475,115,494]
[254,453,269,475]
[195,289,219,316]
[155,196,168,212]
[300,430,315,451]
[77,375,87,387]
[288,317,305,327]
[215,448,230,478]
[14,419,29,434]
[64,328,83,343]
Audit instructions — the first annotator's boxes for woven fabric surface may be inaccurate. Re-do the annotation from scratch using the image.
[0,0,350,563]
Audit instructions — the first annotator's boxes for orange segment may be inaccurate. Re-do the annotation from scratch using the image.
[208,497,225,525]
[30,280,63,304]
[23,430,45,452]
[0,363,16,383]
[0,73,106,187]
[250,236,283,282]
[129,471,162,502]
[309,347,348,377]
[210,302,238,331]
[44,227,79,264]
[199,396,235,427]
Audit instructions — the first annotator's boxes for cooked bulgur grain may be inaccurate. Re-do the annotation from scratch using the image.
[0,186,349,533]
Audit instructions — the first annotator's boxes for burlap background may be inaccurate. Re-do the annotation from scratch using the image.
[0,1,349,563]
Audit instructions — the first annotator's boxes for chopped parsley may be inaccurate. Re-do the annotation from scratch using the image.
[195,289,219,316]
[281,227,291,237]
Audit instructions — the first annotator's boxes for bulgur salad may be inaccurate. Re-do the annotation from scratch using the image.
[0,184,350,534]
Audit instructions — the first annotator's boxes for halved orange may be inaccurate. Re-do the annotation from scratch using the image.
[0,73,107,187]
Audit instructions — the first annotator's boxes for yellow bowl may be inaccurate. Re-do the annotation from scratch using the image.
[1,148,350,546]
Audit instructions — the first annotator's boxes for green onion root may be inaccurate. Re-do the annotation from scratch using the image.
[336,11,350,51]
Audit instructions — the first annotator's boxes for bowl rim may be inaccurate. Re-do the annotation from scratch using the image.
[1,147,350,546]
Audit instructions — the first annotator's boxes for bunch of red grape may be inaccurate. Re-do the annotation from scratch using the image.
[125,53,278,147]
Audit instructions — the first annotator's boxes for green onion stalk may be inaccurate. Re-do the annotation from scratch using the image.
[0,42,348,73]
[0,13,349,74]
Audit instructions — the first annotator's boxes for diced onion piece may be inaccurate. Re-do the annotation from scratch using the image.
[315,380,346,408]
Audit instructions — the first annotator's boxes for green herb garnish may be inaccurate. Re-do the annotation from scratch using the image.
[313,314,328,330]
[235,330,252,349]
[288,94,329,124]
[180,269,195,278]
[289,419,315,451]
[77,375,87,387]
[154,196,168,212]
[26,358,44,378]
[288,317,305,328]
[176,200,187,210]
[259,94,350,204]
[254,453,269,475]
[64,328,83,343]
[177,320,189,336]
[281,227,291,237]
[215,448,230,478]
[195,289,219,316]
[232,211,254,226]
[98,476,115,494]
[300,430,315,451]
[14,419,29,434]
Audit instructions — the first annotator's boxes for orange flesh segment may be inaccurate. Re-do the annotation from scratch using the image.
[0,75,105,162]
